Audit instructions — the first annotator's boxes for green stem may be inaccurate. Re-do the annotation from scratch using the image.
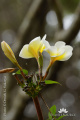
[33,96,44,120]
[17,65,26,80]
[39,66,42,82]
[42,62,52,81]
[20,70,26,80]
[42,59,56,81]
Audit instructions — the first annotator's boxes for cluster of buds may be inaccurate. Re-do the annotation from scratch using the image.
[13,72,45,97]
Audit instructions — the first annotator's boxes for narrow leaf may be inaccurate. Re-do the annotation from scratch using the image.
[45,80,61,85]
[16,69,28,75]
[22,69,28,75]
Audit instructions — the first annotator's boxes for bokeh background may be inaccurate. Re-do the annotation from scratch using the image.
[0,0,80,120]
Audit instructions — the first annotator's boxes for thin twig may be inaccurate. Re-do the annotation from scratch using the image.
[13,74,23,85]
[40,93,56,120]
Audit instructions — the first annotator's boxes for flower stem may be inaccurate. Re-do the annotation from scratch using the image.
[42,59,56,81]
[39,66,42,82]
[42,62,52,81]
[33,96,44,120]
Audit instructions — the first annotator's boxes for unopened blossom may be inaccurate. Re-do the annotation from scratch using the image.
[1,41,21,70]
[0,68,16,73]
[19,35,46,60]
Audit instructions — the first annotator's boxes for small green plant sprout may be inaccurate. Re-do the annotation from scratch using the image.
[0,35,73,120]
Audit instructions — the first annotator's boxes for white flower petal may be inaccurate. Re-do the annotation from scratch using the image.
[42,34,50,50]
[57,47,65,56]
[42,34,47,41]
[29,36,41,48]
[57,45,73,61]
[46,46,58,57]
[60,52,73,61]
[55,41,66,49]
[28,37,42,57]
[42,39,50,50]
[19,45,34,59]
[29,37,41,48]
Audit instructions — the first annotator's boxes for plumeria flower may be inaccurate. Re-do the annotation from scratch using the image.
[42,40,73,81]
[19,35,47,60]
[43,41,73,63]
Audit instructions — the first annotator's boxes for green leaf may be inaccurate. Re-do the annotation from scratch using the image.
[38,51,43,67]
[45,80,61,85]
[56,115,65,120]
[50,105,56,115]
[48,112,52,119]
[48,105,56,119]
[16,69,28,75]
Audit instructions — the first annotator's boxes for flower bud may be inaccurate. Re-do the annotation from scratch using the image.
[0,68,16,73]
[1,41,22,70]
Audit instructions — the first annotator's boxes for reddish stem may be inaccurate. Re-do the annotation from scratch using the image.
[33,96,44,120]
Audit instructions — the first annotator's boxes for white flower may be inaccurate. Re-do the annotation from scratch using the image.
[43,41,73,62]
[19,34,73,63]
[19,35,47,60]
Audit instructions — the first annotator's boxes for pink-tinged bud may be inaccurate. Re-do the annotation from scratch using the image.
[0,68,16,73]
